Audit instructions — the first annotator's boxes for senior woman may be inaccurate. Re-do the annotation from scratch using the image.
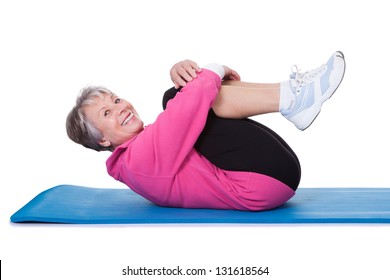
[66,52,345,211]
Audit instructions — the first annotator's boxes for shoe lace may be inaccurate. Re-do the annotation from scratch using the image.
[290,64,326,93]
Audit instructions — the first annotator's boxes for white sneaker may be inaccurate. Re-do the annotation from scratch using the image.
[281,51,346,130]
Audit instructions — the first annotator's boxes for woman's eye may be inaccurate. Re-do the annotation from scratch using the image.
[115,98,121,104]
[104,110,110,117]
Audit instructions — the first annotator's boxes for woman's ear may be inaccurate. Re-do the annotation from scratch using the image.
[99,139,111,147]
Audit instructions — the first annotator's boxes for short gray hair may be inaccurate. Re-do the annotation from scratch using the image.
[66,86,114,152]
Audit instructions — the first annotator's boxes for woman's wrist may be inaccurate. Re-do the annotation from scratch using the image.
[202,63,225,79]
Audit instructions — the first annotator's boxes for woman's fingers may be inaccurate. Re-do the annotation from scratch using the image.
[170,60,201,88]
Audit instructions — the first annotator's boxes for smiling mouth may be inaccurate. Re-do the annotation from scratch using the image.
[122,112,135,126]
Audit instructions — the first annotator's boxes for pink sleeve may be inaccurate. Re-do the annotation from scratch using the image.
[131,69,221,176]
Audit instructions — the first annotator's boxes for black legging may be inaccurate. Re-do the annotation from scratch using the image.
[163,87,301,191]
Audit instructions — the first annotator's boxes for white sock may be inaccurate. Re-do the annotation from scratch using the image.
[279,81,296,111]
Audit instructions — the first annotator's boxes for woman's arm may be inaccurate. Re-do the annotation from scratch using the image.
[130,69,222,176]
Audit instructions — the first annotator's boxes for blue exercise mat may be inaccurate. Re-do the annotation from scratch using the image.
[10,185,390,224]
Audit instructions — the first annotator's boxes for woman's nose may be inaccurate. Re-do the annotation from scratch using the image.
[117,104,127,115]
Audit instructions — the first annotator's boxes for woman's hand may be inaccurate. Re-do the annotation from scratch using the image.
[222,65,241,81]
[170,59,201,89]
[170,60,241,88]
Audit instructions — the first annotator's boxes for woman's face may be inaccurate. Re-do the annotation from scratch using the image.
[83,93,144,149]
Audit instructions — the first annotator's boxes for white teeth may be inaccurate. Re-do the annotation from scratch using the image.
[122,113,134,125]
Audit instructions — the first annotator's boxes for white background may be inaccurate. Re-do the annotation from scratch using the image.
[1,0,389,279]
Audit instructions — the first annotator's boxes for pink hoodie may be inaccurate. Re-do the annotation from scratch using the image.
[106,69,295,211]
